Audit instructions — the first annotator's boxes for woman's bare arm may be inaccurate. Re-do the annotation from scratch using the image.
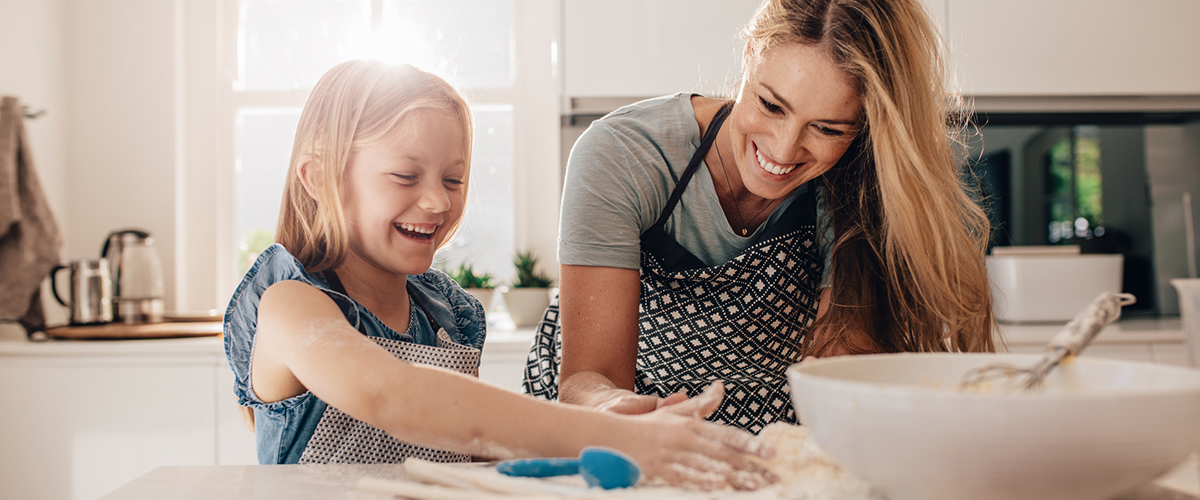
[251,280,774,489]
[556,264,686,414]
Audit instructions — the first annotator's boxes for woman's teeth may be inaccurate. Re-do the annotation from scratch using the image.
[396,223,436,239]
[756,150,797,176]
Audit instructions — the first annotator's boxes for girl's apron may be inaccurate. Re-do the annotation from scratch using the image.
[524,102,825,433]
[297,272,481,464]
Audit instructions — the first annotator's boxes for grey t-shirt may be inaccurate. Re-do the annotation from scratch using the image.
[558,93,831,282]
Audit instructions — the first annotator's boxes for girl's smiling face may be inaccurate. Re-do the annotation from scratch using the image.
[340,109,467,276]
[729,42,863,200]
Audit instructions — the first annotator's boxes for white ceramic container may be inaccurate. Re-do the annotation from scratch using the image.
[987,254,1124,322]
[788,353,1200,500]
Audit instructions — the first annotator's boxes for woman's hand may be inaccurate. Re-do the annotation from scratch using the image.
[593,389,690,415]
[612,382,778,490]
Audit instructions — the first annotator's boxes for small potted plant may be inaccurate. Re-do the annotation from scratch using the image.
[503,250,554,327]
[446,263,496,312]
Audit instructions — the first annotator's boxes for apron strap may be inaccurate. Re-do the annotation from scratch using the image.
[320,270,444,333]
[649,100,734,231]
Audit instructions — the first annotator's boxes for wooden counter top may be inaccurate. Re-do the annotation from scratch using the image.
[44,320,222,340]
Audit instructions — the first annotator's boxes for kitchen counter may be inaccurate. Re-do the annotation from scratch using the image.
[99,457,1200,500]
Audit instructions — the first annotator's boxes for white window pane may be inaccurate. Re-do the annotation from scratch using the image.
[238,0,511,92]
[379,0,512,89]
[235,109,301,276]
[239,0,371,91]
[437,105,515,282]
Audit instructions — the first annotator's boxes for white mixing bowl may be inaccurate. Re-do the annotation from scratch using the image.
[787,353,1200,500]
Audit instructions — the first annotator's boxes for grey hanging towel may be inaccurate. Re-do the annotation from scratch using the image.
[0,96,62,333]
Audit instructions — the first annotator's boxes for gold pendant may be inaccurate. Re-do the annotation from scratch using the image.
[742,229,748,236]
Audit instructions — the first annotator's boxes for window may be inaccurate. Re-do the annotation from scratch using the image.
[1045,126,1103,243]
[230,0,520,283]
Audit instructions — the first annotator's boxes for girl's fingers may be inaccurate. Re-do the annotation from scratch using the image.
[680,423,777,482]
[697,420,776,459]
[653,462,728,491]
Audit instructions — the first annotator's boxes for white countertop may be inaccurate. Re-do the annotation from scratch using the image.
[0,318,1185,356]
[99,458,1200,500]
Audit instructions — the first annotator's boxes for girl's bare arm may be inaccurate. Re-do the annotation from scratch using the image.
[252,279,775,490]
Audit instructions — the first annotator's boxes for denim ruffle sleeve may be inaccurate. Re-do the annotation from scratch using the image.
[408,268,487,350]
[222,244,361,409]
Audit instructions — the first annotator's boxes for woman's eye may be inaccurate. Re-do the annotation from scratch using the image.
[815,125,845,137]
[759,96,782,114]
[444,178,464,188]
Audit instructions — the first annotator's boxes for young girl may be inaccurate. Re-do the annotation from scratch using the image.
[223,60,775,490]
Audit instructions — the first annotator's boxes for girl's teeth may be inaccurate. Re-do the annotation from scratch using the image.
[399,223,435,234]
[756,150,797,176]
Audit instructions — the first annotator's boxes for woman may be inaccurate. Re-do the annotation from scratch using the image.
[524,0,996,433]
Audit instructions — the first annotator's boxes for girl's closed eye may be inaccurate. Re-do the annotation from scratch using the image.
[443,177,464,189]
[391,173,419,184]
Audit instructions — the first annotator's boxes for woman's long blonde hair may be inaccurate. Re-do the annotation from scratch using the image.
[742,0,995,353]
[275,60,474,273]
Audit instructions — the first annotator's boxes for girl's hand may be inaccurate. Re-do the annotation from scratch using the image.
[615,382,779,490]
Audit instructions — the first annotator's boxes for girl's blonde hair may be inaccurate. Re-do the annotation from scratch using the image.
[742,0,995,353]
[276,60,474,273]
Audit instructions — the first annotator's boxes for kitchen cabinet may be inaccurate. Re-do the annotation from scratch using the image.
[0,337,248,500]
[947,0,1200,96]
[561,0,762,99]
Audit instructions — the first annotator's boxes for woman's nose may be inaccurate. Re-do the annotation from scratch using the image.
[766,125,809,164]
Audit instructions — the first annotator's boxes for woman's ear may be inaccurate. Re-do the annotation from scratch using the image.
[296,154,323,202]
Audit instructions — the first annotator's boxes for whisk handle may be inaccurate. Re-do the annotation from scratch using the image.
[1047,292,1137,356]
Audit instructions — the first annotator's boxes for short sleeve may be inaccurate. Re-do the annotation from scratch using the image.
[222,244,360,409]
[557,121,654,270]
[408,269,487,350]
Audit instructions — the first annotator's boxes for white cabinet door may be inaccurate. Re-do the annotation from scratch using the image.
[215,358,259,465]
[562,0,761,98]
[0,355,216,500]
[948,0,1200,95]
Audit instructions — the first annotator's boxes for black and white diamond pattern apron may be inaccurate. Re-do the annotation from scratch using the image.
[298,274,480,464]
[524,102,824,433]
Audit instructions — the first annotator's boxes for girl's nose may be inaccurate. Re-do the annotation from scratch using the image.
[418,185,452,213]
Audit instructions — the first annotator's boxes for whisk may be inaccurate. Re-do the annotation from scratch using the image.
[960,292,1137,393]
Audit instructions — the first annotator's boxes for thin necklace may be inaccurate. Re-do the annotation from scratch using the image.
[714,142,778,236]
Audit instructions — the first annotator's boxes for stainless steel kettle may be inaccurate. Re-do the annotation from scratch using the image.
[101,229,165,324]
[49,259,114,325]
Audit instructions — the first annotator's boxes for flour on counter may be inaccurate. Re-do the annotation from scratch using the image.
[753,423,881,500]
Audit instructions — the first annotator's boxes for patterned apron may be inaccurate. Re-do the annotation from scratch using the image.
[524,102,825,433]
[298,274,481,464]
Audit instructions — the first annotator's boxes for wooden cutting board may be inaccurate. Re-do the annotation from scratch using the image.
[44,320,222,340]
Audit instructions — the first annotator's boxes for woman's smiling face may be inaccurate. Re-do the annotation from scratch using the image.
[729,42,863,200]
[340,109,467,276]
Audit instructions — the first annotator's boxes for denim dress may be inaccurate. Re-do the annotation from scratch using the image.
[223,244,486,464]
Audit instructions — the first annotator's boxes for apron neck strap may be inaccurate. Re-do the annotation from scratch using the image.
[651,100,734,230]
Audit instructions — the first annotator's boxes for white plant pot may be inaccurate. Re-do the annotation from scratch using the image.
[464,288,495,312]
[503,287,551,327]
